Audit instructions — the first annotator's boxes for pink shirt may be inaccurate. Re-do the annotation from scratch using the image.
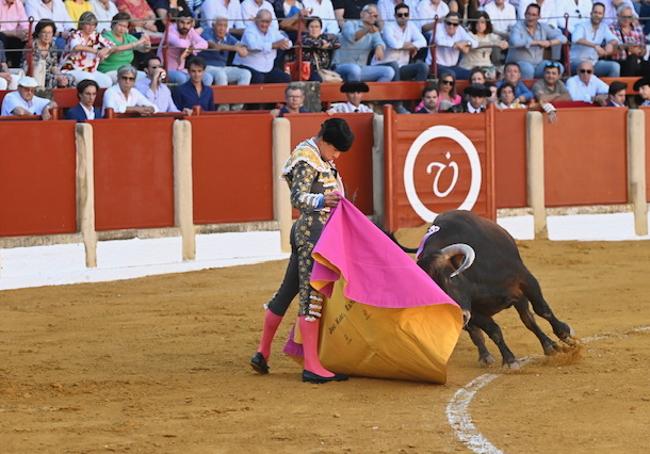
[158,24,208,72]
[0,0,28,32]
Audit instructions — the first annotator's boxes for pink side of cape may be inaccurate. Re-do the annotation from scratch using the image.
[311,198,457,309]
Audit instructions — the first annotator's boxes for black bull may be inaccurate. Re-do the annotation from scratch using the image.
[397,210,576,367]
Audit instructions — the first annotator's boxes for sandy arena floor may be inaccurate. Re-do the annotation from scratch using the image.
[1,229,649,453]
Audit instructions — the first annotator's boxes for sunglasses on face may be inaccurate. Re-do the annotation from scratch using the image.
[445,21,459,27]
[441,79,454,85]
[396,12,409,17]
[579,69,593,74]
[121,76,136,81]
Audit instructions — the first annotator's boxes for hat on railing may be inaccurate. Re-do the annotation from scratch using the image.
[340,81,369,93]
[633,77,650,91]
[18,76,38,88]
[464,84,491,97]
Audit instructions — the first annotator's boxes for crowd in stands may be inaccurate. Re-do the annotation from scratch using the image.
[1,0,650,117]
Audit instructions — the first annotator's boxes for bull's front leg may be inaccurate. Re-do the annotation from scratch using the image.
[470,313,518,368]
[513,297,562,355]
[522,275,576,345]
[465,322,495,366]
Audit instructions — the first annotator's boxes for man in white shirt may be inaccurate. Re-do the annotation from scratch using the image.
[232,9,292,83]
[416,0,449,35]
[376,2,428,81]
[570,2,620,77]
[24,0,73,42]
[91,0,119,33]
[377,0,418,28]
[1,76,56,118]
[302,0,340,35]
[135,56,180,113]
[565,60,609,104]
[328,81,373,113]
[484,0,517,38]
[200,0,245,34]
[240,0,279,31]
[428,12,477,80]
[102,65,159,116]
[555,0,592,35]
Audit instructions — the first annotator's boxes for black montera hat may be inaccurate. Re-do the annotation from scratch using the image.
[633,77,650,91]
[320,118,355,152]
[340,81,370,93]
[464,84,492,97]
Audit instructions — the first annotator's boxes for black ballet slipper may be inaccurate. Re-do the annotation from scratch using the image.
[250,352,269,375]
[302,370,349,384]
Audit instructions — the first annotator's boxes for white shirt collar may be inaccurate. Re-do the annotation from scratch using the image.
[81,103,95,119]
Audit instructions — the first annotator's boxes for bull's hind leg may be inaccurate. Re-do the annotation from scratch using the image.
[522,274,575,344]
[465,323,495,366]
[514,298,561,355]
[470,313,518,368]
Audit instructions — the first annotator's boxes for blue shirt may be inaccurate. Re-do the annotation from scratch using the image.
[570,21,619,64]
[172,81,215,111]
[507,21,567,65]
[199,29,239,67]
[496,80,534,102]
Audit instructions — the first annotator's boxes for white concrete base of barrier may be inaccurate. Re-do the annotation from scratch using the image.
[0,230,288,291]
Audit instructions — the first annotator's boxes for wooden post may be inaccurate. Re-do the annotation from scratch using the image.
[526,111,547,239]
[173,119,196,260]
[272,117,292,252]
[627,109,648,236]
[75,123,97,267]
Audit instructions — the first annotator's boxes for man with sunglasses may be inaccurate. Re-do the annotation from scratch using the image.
[375,3,429,81]
[507,3,567,79]
[377,0,419,29]
[566,60,609,105]
[102,65,158,116]
[428,12,477,80]
[570,2,620,77]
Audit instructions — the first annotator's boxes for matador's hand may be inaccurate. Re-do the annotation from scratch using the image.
[324,192,341,208]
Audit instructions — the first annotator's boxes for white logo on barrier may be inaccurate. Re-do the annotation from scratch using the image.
[403,125,481,222]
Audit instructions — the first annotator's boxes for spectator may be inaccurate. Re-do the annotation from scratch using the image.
[60,12,114,88]
[158,10,212,85]
[302,0,340,35]
[448,83,490,113]
[459,11,508,80]
[1,75,57,118]
[0,39,22,89]
[469,67,485,85]
[332,4,394,82]
[448,0,479,28]
[232,9,291,83]
[532,61,571,103]
[241,0,279,31]
[272,83,308,116]
[377,0,418,28]
[200,0,245,34]
[571,2,620,77]
[0,0,28,67]
[91,0,119,33]
[602,0,637,25]
[25,19,71,89]
[414,84,438,113]
[436,70,461,109]
[496,82,526,109]
[566,60,609,104]
[65,0,93,24]
[135,56,180,112]
[375,2,428,81]
[416,0,449,36]
[300,16,340,81]
[556,0,592,35]
[328,80,372,112]
[333,0,376,27]
[606,80,627,106]
[634,77,650,106]
[102,64,158,115]
[428,12,477,80]
[65,78,101,120]
[200,16,252,90]
[98,13,150,82]
[507,3,567,79]
[484,0,516,39]
[172,56,215,112]
[518,0,562,28]
[485,80,497,104]
[24,0,74,45]
[116,0,159,35]
[497,62,534,103]
[149,0,185,25]
[609,5,647,77]
[272,0,311,39]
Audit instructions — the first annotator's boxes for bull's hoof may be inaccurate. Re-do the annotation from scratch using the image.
[543,341,561,356]
[554,322,575,341]
[560,335,579,347]
[503,360,521,370]
[478,354,496,367]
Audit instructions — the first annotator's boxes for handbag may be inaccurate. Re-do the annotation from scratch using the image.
[315,58,343,83]
[284,60,311,81]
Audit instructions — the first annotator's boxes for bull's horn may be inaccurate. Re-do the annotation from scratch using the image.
[440,243,475,278]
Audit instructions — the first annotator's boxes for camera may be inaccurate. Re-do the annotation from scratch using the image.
[159,70,167,81]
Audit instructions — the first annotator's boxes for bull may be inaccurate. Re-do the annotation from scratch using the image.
[404,210,576,368]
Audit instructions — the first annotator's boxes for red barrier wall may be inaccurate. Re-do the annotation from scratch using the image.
[286,113,375,215]
[189,114,274,224]
[494,109,527,208]
[91,118,175,231]
[0,121,77,236]
[384,107,495,231]
[543,108,627,207]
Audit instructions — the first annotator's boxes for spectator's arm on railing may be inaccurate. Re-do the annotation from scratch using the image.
[508,23,533,49]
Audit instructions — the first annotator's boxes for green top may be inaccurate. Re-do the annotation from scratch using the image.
[97,31,139,73]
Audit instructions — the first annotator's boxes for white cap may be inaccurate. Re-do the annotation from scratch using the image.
[18,76,39,88]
